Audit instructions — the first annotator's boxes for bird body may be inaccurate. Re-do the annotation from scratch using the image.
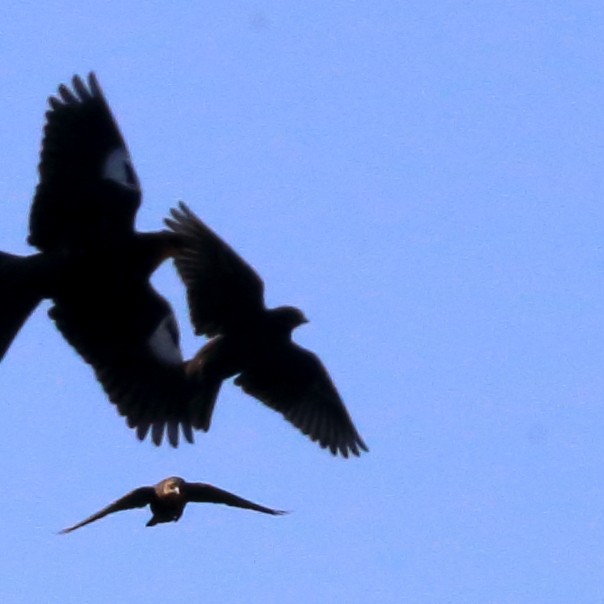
[60,477,286,533]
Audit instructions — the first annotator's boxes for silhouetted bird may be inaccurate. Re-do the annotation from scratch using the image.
[59,476,286,533]
[0,74,194,445]
[164,203,367,458]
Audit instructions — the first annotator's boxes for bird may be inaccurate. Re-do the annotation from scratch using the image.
[164,203,369,458]
[59,476,286,533]
[52,202,368,456]
[0,73,194,445]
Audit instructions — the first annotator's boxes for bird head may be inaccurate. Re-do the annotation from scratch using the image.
[162,477,184,496]
[271,306,309,332]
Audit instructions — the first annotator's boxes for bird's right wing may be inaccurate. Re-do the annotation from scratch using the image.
[235,343,368,458]
[183,483,286,515]
[48,291,196,447]
[60,487,155,533]
[165,203,265,337]
[30,73,141,252]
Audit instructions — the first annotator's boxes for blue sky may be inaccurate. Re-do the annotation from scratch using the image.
[1,1,604,602]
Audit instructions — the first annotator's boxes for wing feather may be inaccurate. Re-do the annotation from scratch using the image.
[60,486,154,533]
[29,73,141,251]
[183,483,286,515]
[235,343,368,458]
[165,202,265,336]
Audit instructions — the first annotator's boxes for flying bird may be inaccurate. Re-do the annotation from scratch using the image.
[0,73,195,445]
[164,203,368,458]
[59,476,286,533]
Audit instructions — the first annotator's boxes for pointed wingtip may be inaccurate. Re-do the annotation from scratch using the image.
[72,74,91,100]
[87,72,102,98]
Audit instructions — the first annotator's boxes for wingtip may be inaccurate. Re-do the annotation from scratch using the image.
[87,72,102,98]
[167,420,179,448]
[47,95,63,111]
[71,74,91,100]
[58,84,77,104]
[135,421,151,442]
[181,422,195,444]
[151,421,165,447]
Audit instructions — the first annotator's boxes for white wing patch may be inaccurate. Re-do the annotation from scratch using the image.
[148,315,183,365]
[103,147,140,190]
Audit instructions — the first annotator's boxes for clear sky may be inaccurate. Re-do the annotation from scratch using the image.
[1,1,604,602]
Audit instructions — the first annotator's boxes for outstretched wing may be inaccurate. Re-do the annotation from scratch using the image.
[165,202,265,337]
[235,343,368,458]
[49,289,196,447]
[183,482,286,515]
[30,73,141,251]
[60,486,154,533]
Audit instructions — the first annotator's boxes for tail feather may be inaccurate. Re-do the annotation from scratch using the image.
[0,252,48,360]
[186,370,222,431]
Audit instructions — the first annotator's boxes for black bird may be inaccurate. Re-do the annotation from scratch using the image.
[59,476,286,533]
[54,203,367,456]
[0,74,194,445]
[165,204,369,458]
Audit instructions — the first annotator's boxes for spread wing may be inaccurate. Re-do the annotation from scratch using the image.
[59,486,155,533]
[29,73,141,252]
[165,202,265,337]
[49,289,196,447]
[183,483,286,515]
[235,343,368,458]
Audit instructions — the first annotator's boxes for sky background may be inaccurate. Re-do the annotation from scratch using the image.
[1,1,604,602]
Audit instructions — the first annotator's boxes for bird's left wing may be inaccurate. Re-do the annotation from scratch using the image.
[183,483,286,515]
[60,486,155,533]
[235,343,369,458]
[165,202,266,337]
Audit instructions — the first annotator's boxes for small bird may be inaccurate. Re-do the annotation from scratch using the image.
[0,73,196,446]
[59,476,286,533]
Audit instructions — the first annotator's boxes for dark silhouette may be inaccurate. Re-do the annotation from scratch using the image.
[164,203,369,457]
[59,476,286,533]
[0,74,195,445]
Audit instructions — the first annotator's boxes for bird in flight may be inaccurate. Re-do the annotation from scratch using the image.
[0,73,194,445]
[166,203,369,458]
[60,476,286,533]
